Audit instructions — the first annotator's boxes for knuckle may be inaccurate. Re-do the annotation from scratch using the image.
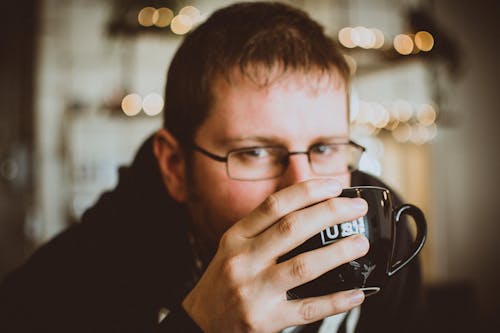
[218,230,233,250]
[239,312,263,333]
[299,300,321,322]
[277,214,299,236]
[290,256,311,281]
[261,194,281,216]
[327,298,342,315]
[335,241,352,260]
[325,198,340,214]
[302,181,316,200]
[221,255,244,280]
[232,284,250,302]
[335,237,363,261]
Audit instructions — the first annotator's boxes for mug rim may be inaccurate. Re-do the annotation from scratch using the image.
[343,185,389,192]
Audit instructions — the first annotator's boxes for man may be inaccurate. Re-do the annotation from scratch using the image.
[0,2,421,332]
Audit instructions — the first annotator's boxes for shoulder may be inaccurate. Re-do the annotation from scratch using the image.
[0,135,193,330]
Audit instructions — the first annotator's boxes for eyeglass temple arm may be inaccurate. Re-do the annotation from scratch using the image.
[350,140,366,152]
[192,145,228,162]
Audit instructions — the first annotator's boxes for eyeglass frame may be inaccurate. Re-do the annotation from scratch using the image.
[190,140,366,180]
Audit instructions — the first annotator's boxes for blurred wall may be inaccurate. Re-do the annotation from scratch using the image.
[0,0,37,278]
[430,0,500,322]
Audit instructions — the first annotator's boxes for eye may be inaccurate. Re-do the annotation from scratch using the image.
[310,144,338,156]
[231,147,279,166]
[241,147,270,158]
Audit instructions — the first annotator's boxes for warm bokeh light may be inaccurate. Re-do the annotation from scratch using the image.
[409,34,421,54]
[415,31,434,51]
[138,7,156,27]
[121,93,142,116]
[349,27,361,47]
[410,124,429,145]
[338,27,385,49]
[170,14,192,35]
[391,100,413,122]
[370,103,390,128]
[393,34,414,55]
[353,26,376,49]
[370,28,385,49]
[179,5,201,23]
[417,103,437,125]
[338,27,356,48]
[392,123,412,142]
[385,119,400,131]
[352,98,437,144]
[427,123,438,140]
[154,8,174,27]
[142,93,164,116]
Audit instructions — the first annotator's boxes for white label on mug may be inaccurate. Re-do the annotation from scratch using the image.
[320,218,367,245]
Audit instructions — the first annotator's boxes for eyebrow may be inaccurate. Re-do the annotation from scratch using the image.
[217,135,350,147]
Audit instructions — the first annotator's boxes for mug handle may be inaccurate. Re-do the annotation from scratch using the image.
[388,204,427,276]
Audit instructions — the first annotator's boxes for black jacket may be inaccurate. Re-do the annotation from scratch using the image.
[0,136,422,332]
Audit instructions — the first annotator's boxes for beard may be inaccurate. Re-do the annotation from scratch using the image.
[183,162,223,267]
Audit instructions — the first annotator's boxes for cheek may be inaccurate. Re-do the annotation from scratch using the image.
[193,157,276,215]
[221,181,276,219]
[189,158,277,234]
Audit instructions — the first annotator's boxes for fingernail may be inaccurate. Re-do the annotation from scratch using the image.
[349,289,365,305]
[353,234,369,252]
[352,198,367,211]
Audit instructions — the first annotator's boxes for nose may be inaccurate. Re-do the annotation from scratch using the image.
[277,153,314,188]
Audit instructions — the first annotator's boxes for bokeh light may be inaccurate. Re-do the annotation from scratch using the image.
[370,103,390,128]
[393,34,414,55]
[415,31,434,51]
[138,7,156,27]
[142,93,164,116]
[417,103,437,125]
[392,123,412,142]
[371,28,385,49]
[354,26,375,49]
[410,124,429,145]
[171,14,192,35]
[391,100,413,122]
[154,8,174,27]
[339,27,356,48]
[179,5,201,23]
[121,93,142,116]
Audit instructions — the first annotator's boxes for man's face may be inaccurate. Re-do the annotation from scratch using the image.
[186,71,350,250]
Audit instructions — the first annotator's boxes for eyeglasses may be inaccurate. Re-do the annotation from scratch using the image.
[192,141,365,180]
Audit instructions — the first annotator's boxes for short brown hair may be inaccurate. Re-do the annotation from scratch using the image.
[163,1,350,147]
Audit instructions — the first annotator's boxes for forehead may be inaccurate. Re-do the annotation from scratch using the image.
[196,69,349,145]
[220,65,346,93]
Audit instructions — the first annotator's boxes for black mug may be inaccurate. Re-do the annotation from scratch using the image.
[279,186,427,298]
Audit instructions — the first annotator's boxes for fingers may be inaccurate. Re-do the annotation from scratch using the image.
[233,179,343,238]
[251,196,368,260]
[283,289,365,327]
[265,234,369,292]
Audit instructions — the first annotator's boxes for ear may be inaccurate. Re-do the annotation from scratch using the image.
[153,129,188,202]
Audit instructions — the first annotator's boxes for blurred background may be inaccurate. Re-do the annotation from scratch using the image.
[0,0,498,330]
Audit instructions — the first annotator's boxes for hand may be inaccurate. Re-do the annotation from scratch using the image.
[182,179,369,333]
